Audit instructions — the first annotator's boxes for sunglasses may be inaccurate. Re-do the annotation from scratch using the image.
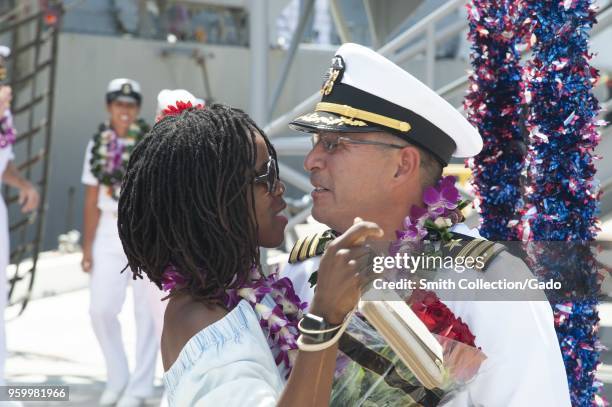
[254,157,280,193]
[311,133,406,153]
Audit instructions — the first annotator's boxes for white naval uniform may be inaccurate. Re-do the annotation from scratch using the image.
[82,139,158,398]
[0,138,14,386]
[280,224,571,407]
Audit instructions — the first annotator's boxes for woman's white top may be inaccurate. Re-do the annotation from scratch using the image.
[163,299,285,406]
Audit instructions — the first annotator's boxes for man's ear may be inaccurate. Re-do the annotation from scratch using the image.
[394,146,420,180]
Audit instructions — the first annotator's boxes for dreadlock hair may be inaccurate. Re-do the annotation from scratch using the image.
[117,103,277,302]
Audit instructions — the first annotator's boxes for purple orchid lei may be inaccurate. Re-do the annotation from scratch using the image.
[391,175,468,256]
[90,120,148,200]
[161,263,307,377]
[0,110,16,149]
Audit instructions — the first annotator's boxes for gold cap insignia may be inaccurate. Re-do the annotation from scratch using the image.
[121,83,132,95]
[321,55,345,96]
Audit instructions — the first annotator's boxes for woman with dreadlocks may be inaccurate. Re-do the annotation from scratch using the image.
[118,102,381,406]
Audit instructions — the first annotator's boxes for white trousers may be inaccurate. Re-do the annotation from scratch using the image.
[0,199,8,386]
[89,213,158,398]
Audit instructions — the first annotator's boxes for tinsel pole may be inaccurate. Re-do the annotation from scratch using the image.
[521,0,606,405]
[465,0,527,241]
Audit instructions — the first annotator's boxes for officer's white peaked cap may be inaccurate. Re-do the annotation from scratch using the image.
[290,43,483,165]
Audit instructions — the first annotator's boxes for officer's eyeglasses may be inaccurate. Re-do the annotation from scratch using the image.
[311,133,407,153]
[254,157,280,194]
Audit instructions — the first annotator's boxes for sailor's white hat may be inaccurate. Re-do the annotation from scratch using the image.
[106,78,142,105]
[0,46,10,58]
[290,43,482,165]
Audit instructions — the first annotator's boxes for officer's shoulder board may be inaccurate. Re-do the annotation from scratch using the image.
[439,232,506,272]
[288,229,337,264]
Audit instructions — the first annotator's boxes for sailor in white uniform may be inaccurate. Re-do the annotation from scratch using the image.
[281,43,571,406]
[0,45,39,403]
[81,79,157,407]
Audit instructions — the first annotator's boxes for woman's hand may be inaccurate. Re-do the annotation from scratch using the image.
[310,217,383,325]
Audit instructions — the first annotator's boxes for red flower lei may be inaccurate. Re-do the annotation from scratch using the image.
[408,289,477,347]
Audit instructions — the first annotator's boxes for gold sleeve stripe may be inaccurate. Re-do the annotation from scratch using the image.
[455,239,482,260]
[289,237,307,264]
[288,230,336,264]
[308,235,321,258]
[469,241,496,260]
[480,243,506,269]
[298,235,315,261]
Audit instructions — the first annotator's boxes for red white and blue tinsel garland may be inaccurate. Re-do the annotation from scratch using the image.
[465,0,527,241]
[466,0,606,404]
[521,0,606,405]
